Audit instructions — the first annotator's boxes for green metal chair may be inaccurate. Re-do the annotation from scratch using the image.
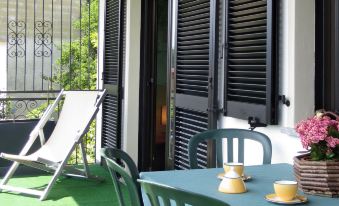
[189,129,272,169]
[101,148,142,206]
[139,179,229,206]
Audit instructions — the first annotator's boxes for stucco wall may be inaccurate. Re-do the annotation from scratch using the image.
[122,0,141,164]
[219,0,315,165]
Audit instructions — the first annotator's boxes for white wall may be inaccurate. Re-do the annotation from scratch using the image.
[122,0,141,164]
[95,0,106,163]
[219,0,315,165]
[96,0,141,165]
[96,0,141,166]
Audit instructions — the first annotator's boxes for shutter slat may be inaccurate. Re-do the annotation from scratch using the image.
[172,0,217,170]
[226,0,268,105]
[176,0,210,98]
[225,0,278,124]
[175,107,208,169]
[102,0,125,149]
[177,54,209,60]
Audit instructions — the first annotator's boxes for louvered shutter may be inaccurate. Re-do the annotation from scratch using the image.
[169,0,218,169]
[224,0,278,124]
[102,0,125,149]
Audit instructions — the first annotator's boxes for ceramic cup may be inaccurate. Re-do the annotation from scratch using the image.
[273,180,298,201]
[219,166,247,194]
[223,162,244,176]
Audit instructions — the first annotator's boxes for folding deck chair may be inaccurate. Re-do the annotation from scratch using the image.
[0,89,106,200]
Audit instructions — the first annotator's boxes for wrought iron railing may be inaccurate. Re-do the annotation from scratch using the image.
[2,0,99,91]
[0,91,59,120]
[0,0,99,165]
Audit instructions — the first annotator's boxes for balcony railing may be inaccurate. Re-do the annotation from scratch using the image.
[0,0,99,166]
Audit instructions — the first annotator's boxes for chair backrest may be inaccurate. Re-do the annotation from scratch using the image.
[139,179,229,206]
[189,129,272,169]
[33,91,105,163]
[101,148,142,206]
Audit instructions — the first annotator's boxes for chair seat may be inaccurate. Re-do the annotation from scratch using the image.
[0,90,107,201]
[0,153,37,162]
[0,153,58,166]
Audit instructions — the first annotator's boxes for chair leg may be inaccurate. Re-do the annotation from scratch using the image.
[0,161,20,191]
[62,142,103,182]
[80,141,90,177]
[39,162,66,201]
[80,142,104,182]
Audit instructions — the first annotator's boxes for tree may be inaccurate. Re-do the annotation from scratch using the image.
[52,0,99,90]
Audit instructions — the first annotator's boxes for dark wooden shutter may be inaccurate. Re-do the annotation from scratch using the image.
[169,0,219,169]
[102,0,125,149]
[224,0,278,124]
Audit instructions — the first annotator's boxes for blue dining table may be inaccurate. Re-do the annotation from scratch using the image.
[140,163,339,206]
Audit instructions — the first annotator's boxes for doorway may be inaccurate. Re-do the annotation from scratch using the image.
[315,0,339,112]
[139,0,168,171]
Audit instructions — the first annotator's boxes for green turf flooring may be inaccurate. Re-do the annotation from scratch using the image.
[0,165,125,206]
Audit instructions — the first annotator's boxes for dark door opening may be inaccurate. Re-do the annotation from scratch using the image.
[315,0,339,113]
[139,0,168,171]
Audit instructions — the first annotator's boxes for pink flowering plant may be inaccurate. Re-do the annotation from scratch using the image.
[295,111,339,160]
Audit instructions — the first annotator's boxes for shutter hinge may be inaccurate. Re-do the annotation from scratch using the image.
[279,95,290,107]
[248,117,267,131]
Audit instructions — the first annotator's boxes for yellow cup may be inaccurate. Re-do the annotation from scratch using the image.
[274,180,298,201]
[218,176,247,194]
[223,162,244,176]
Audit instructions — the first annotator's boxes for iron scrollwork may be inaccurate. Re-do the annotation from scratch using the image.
[14,100,39,119]
[0,99,40,120]
[7,20,26,58]
[34,21,53,57]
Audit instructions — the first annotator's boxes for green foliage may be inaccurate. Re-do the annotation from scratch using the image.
[334,147,339,159]
[327,126,339,160]
[0,101,13,119]
[328,126,339,138]
[51,0,99,90]
[310,140,339,161]
[26,102,53,119]
[310,142,327,161]
[27,0,99,164]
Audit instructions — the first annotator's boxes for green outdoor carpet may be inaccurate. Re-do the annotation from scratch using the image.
[0,165,128,206]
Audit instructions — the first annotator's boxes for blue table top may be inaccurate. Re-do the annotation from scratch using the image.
[140,163,339,206]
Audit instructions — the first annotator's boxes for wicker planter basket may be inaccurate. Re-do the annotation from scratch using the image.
[293,154,339,197]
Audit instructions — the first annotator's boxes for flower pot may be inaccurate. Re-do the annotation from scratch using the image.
[293,154,339,197]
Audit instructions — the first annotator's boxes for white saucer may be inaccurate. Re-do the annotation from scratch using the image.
[265,193,307,205]
[217,173,252,181]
